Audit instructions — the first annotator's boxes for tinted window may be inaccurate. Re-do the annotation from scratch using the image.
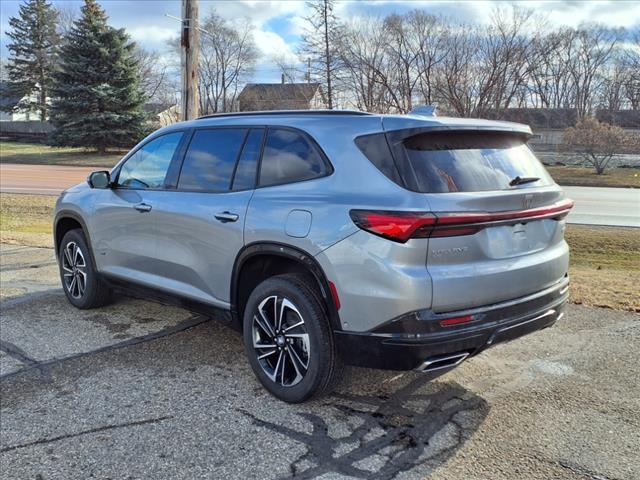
[178,128,247,191]
[232,128,263,191]
[355,133,403,185]
[401,132,553,193]
[117,132,183,189]
[259,129,327,187]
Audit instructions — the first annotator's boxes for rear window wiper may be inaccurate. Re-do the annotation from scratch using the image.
[509,176,540,187]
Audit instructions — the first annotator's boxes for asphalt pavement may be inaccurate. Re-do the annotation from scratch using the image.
[1,243,639,479]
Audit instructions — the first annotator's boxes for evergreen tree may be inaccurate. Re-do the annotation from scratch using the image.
[4,0,59,121]
[50,0,147,152]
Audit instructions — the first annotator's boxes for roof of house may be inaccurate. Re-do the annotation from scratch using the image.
[143,102,176,115]
[238,83,323,111]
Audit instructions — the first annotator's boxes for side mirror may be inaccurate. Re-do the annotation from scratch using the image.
[88,171,111,189]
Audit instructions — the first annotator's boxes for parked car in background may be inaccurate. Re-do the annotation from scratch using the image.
[54,109,573,402]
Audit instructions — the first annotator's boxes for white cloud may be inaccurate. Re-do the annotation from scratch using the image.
[253,29,299,63]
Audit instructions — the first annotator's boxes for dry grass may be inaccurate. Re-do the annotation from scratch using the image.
[546,166,640,188]
[564,224,640,312]
[0,141,122,167]
[1,194,638,311]
[0,193,55,248]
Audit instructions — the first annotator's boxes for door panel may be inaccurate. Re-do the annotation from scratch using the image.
[90,131,185,281]
[152,190,254,305]
[148,127,260,306]
[91,188,159,277]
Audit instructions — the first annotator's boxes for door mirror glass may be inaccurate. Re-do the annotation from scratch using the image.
[88,171,111,189]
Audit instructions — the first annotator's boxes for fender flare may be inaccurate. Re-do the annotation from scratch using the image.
[53,210,97,266]
[230,242,342,331]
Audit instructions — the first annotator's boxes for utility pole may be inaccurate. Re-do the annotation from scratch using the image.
[181,0,199,120]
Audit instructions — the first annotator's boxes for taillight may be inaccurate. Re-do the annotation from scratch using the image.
[350,199,573,243]
[349,210,437,242]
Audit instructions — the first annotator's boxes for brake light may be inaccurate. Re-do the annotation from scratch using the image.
[349,211,437,242]
[350,199,573,243]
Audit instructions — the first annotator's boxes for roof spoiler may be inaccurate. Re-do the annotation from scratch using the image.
[409,105,437,117]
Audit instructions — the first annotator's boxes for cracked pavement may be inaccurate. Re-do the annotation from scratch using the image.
[1,244,638,479]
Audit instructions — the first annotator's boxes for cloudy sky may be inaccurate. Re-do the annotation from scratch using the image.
[1,0,639,83]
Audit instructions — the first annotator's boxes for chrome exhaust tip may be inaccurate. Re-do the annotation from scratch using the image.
[415,351,470,373]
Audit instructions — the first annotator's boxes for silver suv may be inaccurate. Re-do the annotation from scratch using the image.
[54,110,572,402]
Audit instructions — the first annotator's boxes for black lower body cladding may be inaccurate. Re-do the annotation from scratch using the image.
[334,277,569,371]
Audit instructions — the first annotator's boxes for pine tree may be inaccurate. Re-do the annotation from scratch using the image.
[4,0,59,121]
[50,0,148,152]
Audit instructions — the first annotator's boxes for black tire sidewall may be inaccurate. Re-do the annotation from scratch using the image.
[58,229,104,309]
[242,275,335,403]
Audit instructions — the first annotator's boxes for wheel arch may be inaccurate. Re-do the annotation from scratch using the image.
[54,211,96,265]
[231,242,341,331]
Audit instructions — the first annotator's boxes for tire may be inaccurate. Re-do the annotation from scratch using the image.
[242,274,339,403]
[58,229,112,309]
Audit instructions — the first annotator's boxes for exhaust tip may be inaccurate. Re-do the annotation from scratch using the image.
[415,351,470,373]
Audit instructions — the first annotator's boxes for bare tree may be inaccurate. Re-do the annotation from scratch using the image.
[273,54,301,84]
[134,47,170,103]
[301,0,342,109]
[55,3,77,36]
[568,26,619,118]
[197,13,257,114]
[563,117,636,174]
[337,16,393,112]
[621,34,640,109]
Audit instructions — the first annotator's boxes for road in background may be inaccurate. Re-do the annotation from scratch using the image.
[1,163,638,227]
[0,163,103,195]
[563,186,639,227]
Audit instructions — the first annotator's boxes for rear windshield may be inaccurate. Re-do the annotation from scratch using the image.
[400,131,553,193]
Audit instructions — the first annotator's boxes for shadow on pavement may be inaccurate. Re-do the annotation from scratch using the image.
[242,376,489,479]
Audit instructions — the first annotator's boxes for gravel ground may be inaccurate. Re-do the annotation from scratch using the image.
[1,244,638,480]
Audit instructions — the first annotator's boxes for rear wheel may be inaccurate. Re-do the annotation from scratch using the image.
[243,274,339,403]
[58,229,112,309]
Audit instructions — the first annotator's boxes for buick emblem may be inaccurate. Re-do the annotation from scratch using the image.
[523,194,534,209]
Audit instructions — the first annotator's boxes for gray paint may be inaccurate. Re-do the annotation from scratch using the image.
[55,111,571,333]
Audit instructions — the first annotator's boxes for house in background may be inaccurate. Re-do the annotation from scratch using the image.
[0,81,53,140]
[238,81,325,112]
[0,81,42,122]
[143,102,180,126]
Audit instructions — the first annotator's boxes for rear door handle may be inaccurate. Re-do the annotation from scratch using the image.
[134,203,152,212]
[215,211,239,223]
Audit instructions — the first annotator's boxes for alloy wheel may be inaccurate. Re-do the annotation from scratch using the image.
[61,241,87,299]
[251,295,311,387]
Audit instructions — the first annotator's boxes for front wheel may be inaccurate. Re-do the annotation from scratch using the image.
[243,274,339,403]
[58,229,112,309]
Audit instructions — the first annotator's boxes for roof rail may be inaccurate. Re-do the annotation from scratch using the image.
[197,109,371,120]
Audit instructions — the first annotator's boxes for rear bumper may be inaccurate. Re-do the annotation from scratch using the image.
[334,276,569,371]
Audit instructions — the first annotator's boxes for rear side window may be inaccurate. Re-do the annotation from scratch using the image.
[178,128,247,191]
[232,128,264,191]
[259,128,329,187]
[401,132,553,192]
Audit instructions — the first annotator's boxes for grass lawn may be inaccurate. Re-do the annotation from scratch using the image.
[546,166,640,188]
[1,192,638,312]
[0,141,123,167]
